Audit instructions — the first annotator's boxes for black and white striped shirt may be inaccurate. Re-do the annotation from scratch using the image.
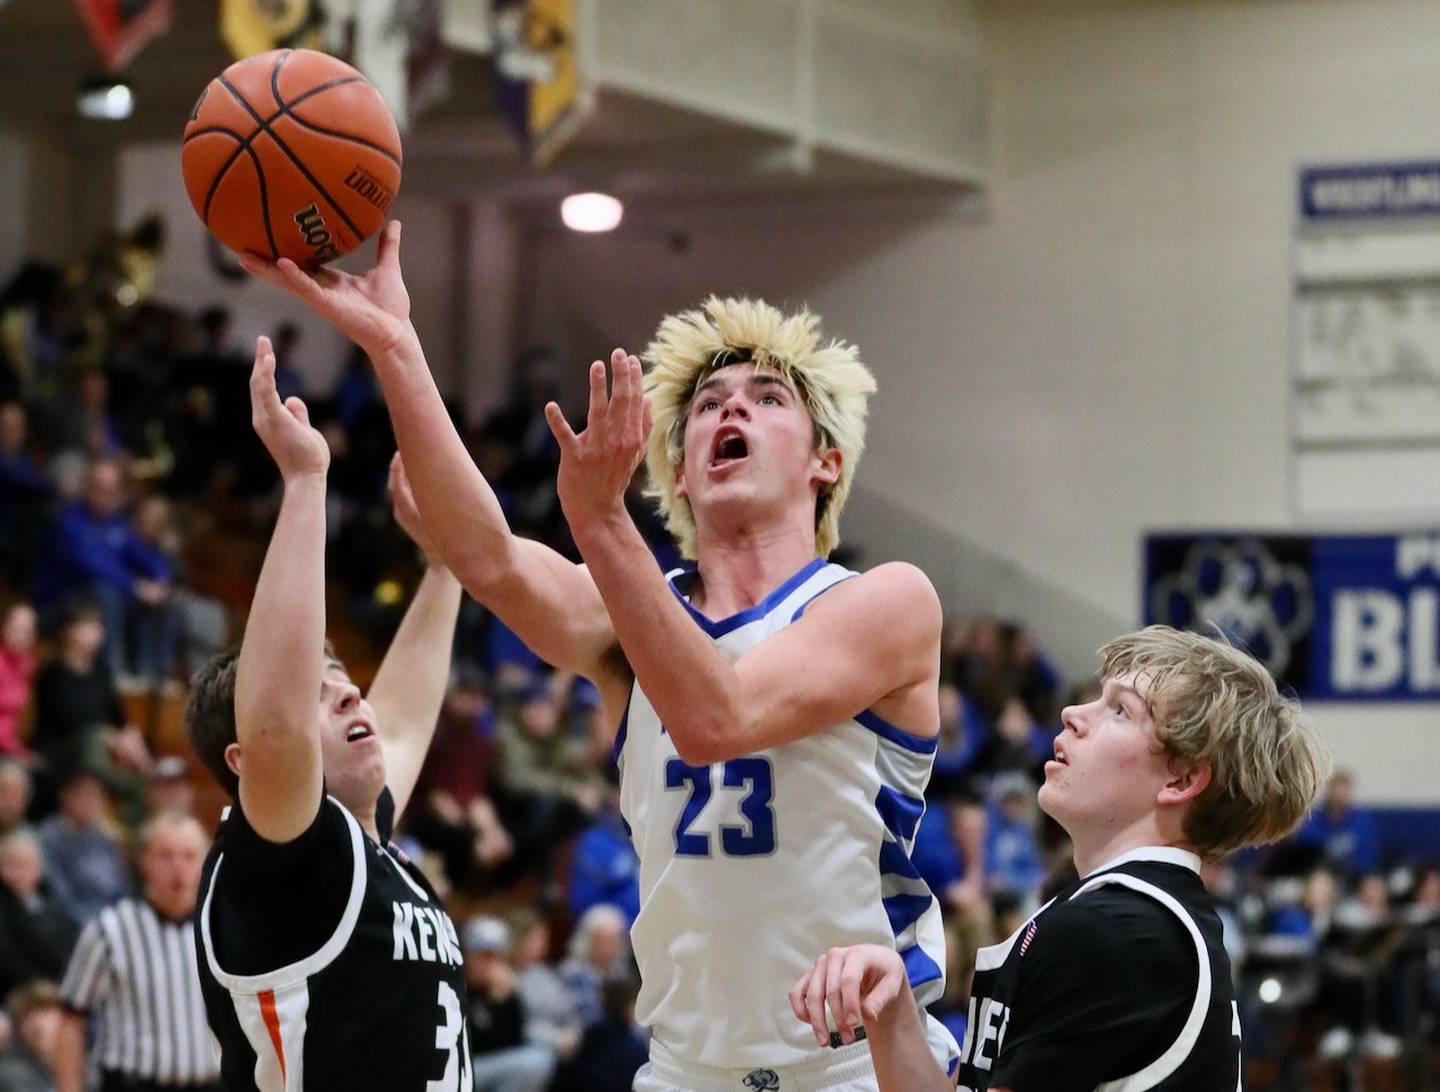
[60,897,220,1084]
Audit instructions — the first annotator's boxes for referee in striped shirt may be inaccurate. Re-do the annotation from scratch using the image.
[55,811,221,1092]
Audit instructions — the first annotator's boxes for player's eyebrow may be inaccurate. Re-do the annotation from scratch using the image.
[694,372,790,399]
[1104,679,1151,714]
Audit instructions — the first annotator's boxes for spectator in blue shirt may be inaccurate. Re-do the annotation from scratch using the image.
[984,772,1046,906]
[568,794,640,926]
[33,459,176,682]
[1294,769,1381,879]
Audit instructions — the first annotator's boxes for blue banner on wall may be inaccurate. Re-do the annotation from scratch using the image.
[1144,532,1440,702]
[1299,161,1440,221]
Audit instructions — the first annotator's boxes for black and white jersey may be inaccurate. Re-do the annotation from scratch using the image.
[956,847,1240,1092]
[195,791,472,1091]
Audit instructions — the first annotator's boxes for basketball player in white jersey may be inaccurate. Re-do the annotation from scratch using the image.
[791,626,1330,1092]
[241,226,960,1090]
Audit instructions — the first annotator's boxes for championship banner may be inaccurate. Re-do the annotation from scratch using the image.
[1145,531,1440,702]
[220,0,326,61]
[72,0,171,70]
[493,0,583,165]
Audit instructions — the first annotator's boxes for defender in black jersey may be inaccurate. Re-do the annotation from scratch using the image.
[185,337,469,1091]
[791,626,1330,1092]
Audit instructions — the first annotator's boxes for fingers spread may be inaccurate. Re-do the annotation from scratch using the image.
[609,352,634,443]
[544,402,577,450]
[586,359,608,435]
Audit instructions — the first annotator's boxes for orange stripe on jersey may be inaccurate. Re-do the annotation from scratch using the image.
[258,989,287,1082]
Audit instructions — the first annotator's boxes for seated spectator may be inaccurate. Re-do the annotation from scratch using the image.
[29,601,151,815]
[54,369,123,463]
[0,830,77,996]
[509,909,583,1069]
[407,677,512,892]
[142,754,197,820]
[930,682,987,794]
[983,772,1045,907]
[1293,769,1382,880]
[0,603,38,756]
[495,678,604,881]
[547,976,648,1092]
[0,757,33,836]
[37,770,128,926]
[1011,625,1063,723]
[464,915,554,1092]
[32,459,178,683]
[559,904,631,1029]
[1319,872,1404,1061]
[0,980,62,1092]
[0,402,52,586]
[132,494,211,682]
[567,790,640,927]
[975,695,1052,781]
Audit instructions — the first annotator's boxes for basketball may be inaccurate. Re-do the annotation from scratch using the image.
[180,49,402,268]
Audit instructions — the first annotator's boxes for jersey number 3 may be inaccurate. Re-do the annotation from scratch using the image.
[426,981,469,1092]
[665,757,776,857]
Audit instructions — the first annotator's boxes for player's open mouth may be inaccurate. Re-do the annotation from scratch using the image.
[709,426,749,470]
[1051,743,1067,765]
[346,721,374,743]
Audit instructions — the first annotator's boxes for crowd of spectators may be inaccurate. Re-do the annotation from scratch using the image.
[2,259,1438,1090]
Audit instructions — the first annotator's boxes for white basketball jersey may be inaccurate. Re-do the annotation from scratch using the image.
[616,558,952,1071]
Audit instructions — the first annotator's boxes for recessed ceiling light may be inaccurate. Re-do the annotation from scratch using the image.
[561,192,623,233]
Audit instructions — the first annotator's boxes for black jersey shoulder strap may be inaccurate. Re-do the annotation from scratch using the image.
[1071,854,1211,1091]
[199,796,368,995]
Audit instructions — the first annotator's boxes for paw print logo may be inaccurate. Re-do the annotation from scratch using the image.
[1149,539,1313,676]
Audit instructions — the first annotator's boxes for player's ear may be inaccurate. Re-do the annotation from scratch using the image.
[812,445,841,487]
[1158,756,1211,807]
[224,743,243,779]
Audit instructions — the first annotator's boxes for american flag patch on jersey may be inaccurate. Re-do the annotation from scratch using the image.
[1019,921,1038,956]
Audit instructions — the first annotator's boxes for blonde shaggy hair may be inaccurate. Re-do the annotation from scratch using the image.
[1099,626,1331,859]
[642,296,876,560]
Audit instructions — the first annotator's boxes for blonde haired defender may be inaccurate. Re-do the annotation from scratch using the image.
[643,296,877,560]
[1099,624,1332,857]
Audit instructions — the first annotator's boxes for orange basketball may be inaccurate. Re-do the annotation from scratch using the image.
[181,49,402,268]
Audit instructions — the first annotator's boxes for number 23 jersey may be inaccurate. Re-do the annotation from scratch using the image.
[617,559,956,1072]
[195,792,472,1091]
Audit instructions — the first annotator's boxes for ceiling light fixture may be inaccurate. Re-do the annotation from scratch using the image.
[77,77,134,121]
[561,192,623,233]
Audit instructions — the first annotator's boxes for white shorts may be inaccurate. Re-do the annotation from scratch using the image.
[633,1015,959,1092]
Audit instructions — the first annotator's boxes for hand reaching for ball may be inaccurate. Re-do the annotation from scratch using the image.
[250,335,329,483]
[241,220,413,360]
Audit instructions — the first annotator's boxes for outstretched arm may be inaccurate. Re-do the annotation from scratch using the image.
[790,946,955,1092]
[367,454,463,818]
[238,229,624,693]
[234,336,331,843]
[546,353,941,766]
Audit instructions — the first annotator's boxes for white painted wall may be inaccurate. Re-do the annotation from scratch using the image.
[513,0,1440,802]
